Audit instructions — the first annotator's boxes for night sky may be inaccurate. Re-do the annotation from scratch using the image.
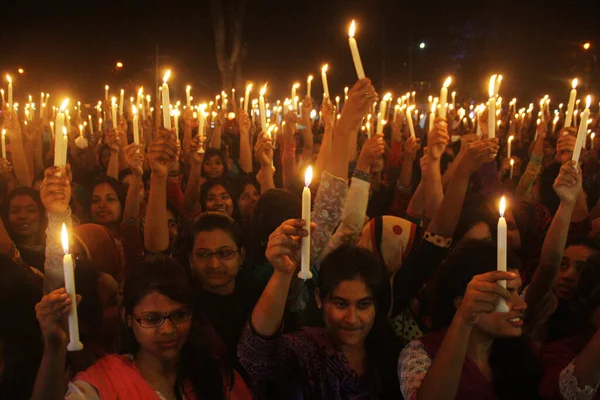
[0,0,599,105]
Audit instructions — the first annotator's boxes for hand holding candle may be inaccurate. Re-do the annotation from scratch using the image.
[496,196,509,313]
[439,76,452,118]
[259,83,268,131]
[299,166,313,280]
[60,223,83,351]
[573,95,591,164]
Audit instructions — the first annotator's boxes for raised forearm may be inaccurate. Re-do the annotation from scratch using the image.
[399,155,415,189]
[183,164,203,214]
[210,125,222,149]
[10,139,32,187]
[573,329,600,388]
[106,152,119,180]
[123,173,142,220]
[314,123,332,180]
[406,181,425,219]
[256,165,275,192]
[424,160,443,226]
[428,165,470,238]
[144,174,169,253]
[251,271,293,337]
[30,343,67,400]
[239,132,253,173]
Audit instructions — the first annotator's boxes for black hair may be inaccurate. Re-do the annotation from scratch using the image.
[453,195,497,245]
[199,178,239,220]
[87,175,127,224]
[539,162,561,215]
[74,259,104,340]
[2,187,47,245]
[227,175,260,203]
[431,240,540,400]
[573,253,600,326]
[318,245,401,398]
[121,257,227,400]
[566,235,600,253]
[201,148,228,179]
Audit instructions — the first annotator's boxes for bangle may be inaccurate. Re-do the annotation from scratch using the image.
[423,231,452,248]
[396,181,412,194]
[353,169,370,182]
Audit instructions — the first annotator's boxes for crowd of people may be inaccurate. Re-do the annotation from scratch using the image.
[1,75,600,399]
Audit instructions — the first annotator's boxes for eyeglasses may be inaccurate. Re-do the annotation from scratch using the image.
[192,248,239,263]
[134,309,193,328]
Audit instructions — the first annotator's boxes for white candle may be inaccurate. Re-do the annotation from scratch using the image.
[244,84,252,113]
[1,89,4,105]
[299,166,313,280]
[132,105,139,145]
[54,99,69,167]
[111,97,118,129]
[439,77,452,118]
[591,132,596,151]
[162,70,171,129]
[406,106,416,138]
[509,158,514,179]
[573,95,591,164]
[186,85,191,108]
[173,110,180,136]
[496,196,509,312]
[1,129,6,159]
[40,92,45,119]
[104,85,109,102]
[377,93,392,135]
[61,224,84,351]
[565,79,578,128]
[321,64,330,99]
[197,104,206,154]
[307,75,313,99]
[6,75,13,110]
[507,135,514,159]
[259,83,268,131]
[452,91,456,110]
[119,89,124,116]
[348,20,366,79]
[87,115,93,133]
[488,74,502,138]
[291,83,299,110]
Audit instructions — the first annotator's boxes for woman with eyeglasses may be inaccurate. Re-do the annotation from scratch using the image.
[31,257,250,399]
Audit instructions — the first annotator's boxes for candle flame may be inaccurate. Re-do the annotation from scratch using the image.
[488,74,497,97]
[293,83,300,89]
[443,76,452,87]
[322,64,328,73]
[246,83,253,92]
[61,223,69,254]
[62,126,67,137]
[592,132,596,140]
[260,83,267,97]
[186,85,191,91]
[120,89,124,94]
[132,105,137,115]
[572,78,578,89]
[307,75,313,82]
[508,135,514,143]
[111,97,116,104]
[6,74,11,84]
[349,20,356,38]
[305,166,313,187]
[59,98,69,112]
[163,70,171,83]
[138,87,143,95]
[383,92,392,101]
[499,196,506,217]
[510,159,514,166]
[105,84,109,90]
[1,129,5,137]
[586,95,592,109]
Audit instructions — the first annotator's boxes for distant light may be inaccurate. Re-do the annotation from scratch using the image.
[17,68,24,74]
[419,42,426,49]
[116,61,124,68]
[583,42,591,50]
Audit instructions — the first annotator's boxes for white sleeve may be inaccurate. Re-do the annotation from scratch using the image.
[65,380,101,400]
[559,360,600,400]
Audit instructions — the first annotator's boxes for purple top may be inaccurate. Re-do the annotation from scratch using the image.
[238,323,380,399]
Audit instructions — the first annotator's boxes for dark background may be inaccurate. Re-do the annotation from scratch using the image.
[0,0,598,105]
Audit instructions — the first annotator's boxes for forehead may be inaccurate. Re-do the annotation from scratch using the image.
[564,245,596,262]
[10,194,37,208]
[134,291,186,314]
[207,185,227,195]
[193,229,236,249]
[329,279,373,301]
[206,155,222,163]
[93,183,117,196]
[243,183,258,193]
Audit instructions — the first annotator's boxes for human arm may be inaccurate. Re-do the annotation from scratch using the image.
[3,107,32,186]
[300,96,314,164]
[422,118,449,229]
[399,136,420,189]
[122,144,144,221]
[210,111,224,149]
[104,128,120,180]
[254,133,275,192]
[238,110,253,173]
[182,136,205,217]
[515,123,547,200]
[281,111,298,190]
[314,98,334,179]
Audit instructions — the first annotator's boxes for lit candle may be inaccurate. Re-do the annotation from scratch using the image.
[244,84,252,113]
[198,104,206,153]
[488,74,502,138]
[119,89,124,116]
[573,95,591,164]
[54,99,69,168]
[173,109,180,136]
[186,85,191,108]
[348,20,366,79]
[439,76,452,118]
[162,70,171,129]
[104,85,109,102]
[0,89,4,105]
[565,79,578,128]
[509,158,514,179]
[591,132,596,150]
[132,105,139,145]
[259,83,268,131]
[507,135,514,159]
[377,93,392,135]
[61,223,84,351]
[291,83,299,110]
[6,75,12,110]
[299,166,313,280]
[40,92,45,118]
[452,91,456,110]
[496,196,509,312]
[406,105,416,138]
[87,115,93,133]
[321,64,330,99]
[307,75,313,98]
[429,100,437,133]
[1,129,5,159]
[111,97,118,129]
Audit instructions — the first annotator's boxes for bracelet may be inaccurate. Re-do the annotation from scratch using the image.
[423,231,453,248]
[396,181,412,194]
[353,169,371,182]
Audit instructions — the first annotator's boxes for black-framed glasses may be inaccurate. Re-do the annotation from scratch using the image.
[192,248,239,263]
[134,309,193,328]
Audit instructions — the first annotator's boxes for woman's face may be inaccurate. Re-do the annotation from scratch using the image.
[203,155,224,179]
[190,229,244,295]
[462,222,492,242]
[237,183,259,220]
[97,273,121,339]
[205,185,233,216]
[316,278,376,349]
[91,183,122,225]
[473,270,527,338]
[129,291,192,363]
[8,194,41,240]
[554,244,597,300]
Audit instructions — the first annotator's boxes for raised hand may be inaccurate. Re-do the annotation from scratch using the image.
[456,271,516,326]
[266,219,312,275]
[105,128,120,154]
[556,128,577,164]
[2,107,22,141]
[427,117,450,161]
[124,143,144,176]
[183,108,196,129]
[254,132,274,168]
[238,110,251,136]
[342,78,378,125]
[458,139,499,174]
[321,97,335,129]
[147,128,178,177]
[40,165,72,214]
[553,160,582,205]
[403,135,421,162]
[357,133,385,172]
[185,135,205,164]
[0,159,13,175]
[35,288,80,346]
[117,114,128,137]
[301,96,313,121]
